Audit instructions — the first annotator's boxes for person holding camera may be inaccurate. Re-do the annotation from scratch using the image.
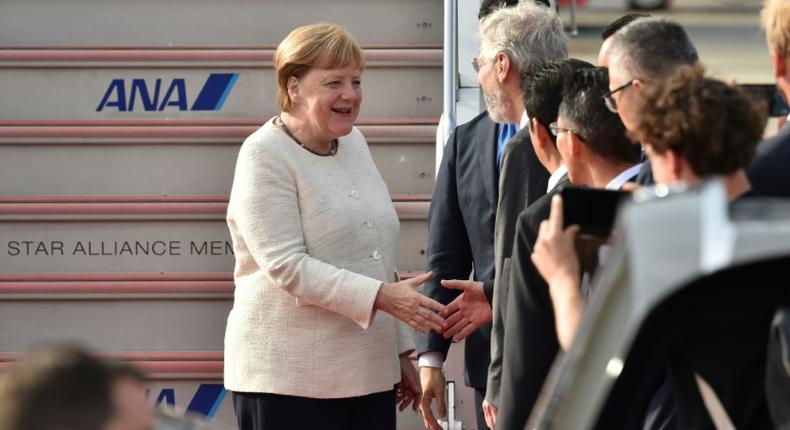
[535,64,768,429]
[497,66,642,430]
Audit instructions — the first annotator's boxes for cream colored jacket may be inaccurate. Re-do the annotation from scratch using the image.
[224,118,414,398]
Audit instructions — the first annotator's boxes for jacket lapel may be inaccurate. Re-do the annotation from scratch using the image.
[557,173,570,188]
[477,114,499,209]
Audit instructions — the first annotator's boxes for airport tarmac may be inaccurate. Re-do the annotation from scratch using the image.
[563,5,772,83]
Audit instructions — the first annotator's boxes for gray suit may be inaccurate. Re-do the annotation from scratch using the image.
[486,127,549,407]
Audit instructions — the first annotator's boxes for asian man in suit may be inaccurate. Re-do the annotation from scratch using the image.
[497,66,642,430]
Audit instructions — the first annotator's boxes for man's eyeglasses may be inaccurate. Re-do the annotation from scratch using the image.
[602,80,634,113]
[472,57,480,73]
[549,121,586,141]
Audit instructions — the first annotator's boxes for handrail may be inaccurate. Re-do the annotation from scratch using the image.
[0,48,442,64]
[442,0,458,144]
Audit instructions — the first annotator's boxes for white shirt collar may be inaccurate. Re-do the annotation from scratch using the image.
[547,165,568,193]
[520,111,529,130]
[605,163,643,190]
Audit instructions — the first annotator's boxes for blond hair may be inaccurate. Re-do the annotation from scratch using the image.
[274,23,366,112]
[762,0,790,57]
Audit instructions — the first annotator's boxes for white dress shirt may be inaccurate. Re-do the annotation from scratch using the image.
[605,163,643,190]
[547,165,569,193]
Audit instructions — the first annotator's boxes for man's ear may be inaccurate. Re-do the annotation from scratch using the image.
[667,149,687,180]
[771,50,787,80]
[287,76,301,104]
[632,78,644,90]
[496,52,511,83]
[533,119,553,148]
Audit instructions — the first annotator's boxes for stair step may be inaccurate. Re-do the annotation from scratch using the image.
[0,48,442,121]
[0,200,428,273]
[0,123,436,195]
[0,0,442,47]
[0,352,224,379]
[0,297,229,352]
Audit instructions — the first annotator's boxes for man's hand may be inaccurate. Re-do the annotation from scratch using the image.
[482,399,498,430]
[532,195,584,350]
[439,280,493,342]
[532,195,581,293]
[419,366,447,430]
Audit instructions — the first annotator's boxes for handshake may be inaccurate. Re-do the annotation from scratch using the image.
[375,272,492,430]
[375,271,492,340]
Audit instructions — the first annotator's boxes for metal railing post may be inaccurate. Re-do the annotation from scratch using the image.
[442,0,458,143]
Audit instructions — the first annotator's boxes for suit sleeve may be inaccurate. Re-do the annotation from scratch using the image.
[497,210,561,430]
[416,128,474,359]
[483,279,495,304]
[486,256,512,406]
[397,320,416,355]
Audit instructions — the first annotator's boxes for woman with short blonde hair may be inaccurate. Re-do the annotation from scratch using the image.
[224,23,446,429]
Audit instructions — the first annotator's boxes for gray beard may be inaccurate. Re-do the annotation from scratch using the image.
[483,83,507,123]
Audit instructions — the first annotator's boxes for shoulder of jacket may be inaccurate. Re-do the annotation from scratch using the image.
[455,111,493,134]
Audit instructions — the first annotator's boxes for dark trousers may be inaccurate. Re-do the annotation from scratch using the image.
[232,389,395,430]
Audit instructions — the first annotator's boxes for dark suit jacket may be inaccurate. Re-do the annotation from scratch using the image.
[417,111,499,389]
[497,176,569,430]
[498,176,641,430]
[417,112,548,389]
[487,128,550,405]
[749,123,790,198]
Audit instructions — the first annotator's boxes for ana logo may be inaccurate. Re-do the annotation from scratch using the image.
[148,384,228,420]
[96,73,239,112]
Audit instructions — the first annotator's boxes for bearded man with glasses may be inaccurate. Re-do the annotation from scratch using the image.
[418,2,567,430]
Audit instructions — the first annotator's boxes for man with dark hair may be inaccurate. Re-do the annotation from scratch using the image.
[0,344,152,430]
[603,17,699,186]
[598,13,649,67]
[601,12,650,40]
[556,69,643,170]
[482,57,592,429]
[497,67,641,430]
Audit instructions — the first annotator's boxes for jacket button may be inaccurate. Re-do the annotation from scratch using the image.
[372,250,382,260]
[349,190,359,199]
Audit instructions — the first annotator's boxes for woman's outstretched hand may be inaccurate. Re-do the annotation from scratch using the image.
[396,353,422,411]
[375,272,447,333]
